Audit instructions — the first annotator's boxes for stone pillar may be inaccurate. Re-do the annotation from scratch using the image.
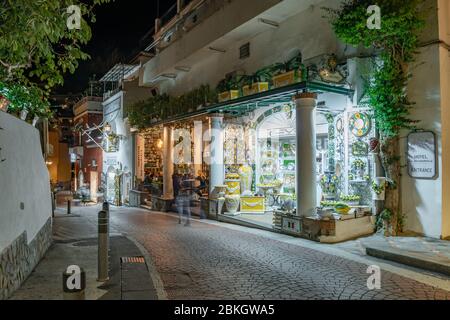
[194,120,203,177]
[294,92,317,217]
[209,114,224,193]
[162,125,174,199]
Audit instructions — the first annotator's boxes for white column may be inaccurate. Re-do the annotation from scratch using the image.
[194,120,203,177]
[163,125,174,199]
[294,93,317,217]
[209,114,224,193]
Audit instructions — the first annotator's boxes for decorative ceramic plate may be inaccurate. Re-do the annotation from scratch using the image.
[349,112,371,137]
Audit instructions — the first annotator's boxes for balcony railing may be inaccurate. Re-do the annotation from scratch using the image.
[103,87,122,101]
[150,0,222,52]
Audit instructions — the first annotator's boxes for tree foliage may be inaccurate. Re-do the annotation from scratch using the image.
[0,0,111,116]
[325,0,426,137]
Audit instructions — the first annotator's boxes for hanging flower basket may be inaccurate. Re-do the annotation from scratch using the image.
[372,177,386,201]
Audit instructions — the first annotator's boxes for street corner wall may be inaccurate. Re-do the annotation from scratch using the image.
[401,48,442,237]
[0,112,53,299]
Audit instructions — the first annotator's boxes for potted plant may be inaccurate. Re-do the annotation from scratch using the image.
[319,172,339,200]
[241,67,272,96]
[271,53,306,88]
[352,159,366,179]
[217,75,242,102]
[372,177,386,200]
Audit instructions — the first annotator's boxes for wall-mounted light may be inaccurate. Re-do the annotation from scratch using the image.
[104,122,112,134]
[174,66,191,73]
[161,73,177,79]
[208,47,226,54]
[46,161,53,166]
[258,18,279,28]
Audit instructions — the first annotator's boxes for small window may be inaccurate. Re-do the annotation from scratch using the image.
[240,43,250,60]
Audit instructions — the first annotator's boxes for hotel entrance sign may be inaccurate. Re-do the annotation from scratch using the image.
[407,131,437,179]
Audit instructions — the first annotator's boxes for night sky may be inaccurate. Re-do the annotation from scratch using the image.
[57,0,177,95]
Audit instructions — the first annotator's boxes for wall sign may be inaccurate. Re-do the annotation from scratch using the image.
[407,131,437,179]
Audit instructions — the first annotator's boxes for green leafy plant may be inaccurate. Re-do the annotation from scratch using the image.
[371,180,386,195]
[340,194,361,202]
[375,208,392,231]
[352,159,366,171]
[128,85,218,128]
[241,66,273,87]
[271,53,304,75]
[0,81,51,118]
[0,0,111,115]
[216,74,243,92]
[325,0,427,235]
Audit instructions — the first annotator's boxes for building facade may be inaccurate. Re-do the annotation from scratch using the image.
[137,0,449,240]
[100,63,156,206]
[70,96,104,201]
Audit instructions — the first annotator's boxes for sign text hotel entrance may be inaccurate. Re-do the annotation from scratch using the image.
[407,131,437,179]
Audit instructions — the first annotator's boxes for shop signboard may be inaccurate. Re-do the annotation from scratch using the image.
[407,131,437,179]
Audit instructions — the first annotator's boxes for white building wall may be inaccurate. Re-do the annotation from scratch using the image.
[0,112,52,251]
[152,0,345,96]
[103,93,133,203]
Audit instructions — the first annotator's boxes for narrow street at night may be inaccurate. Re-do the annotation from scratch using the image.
[31,205,447,301]
[1,0,450,315]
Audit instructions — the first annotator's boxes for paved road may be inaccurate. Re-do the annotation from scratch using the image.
[55,205,450,300]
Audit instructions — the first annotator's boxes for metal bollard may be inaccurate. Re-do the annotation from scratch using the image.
[63,266,86,300]
[102,201,109,213]
[67,199,71,215]
[97,210,109,282]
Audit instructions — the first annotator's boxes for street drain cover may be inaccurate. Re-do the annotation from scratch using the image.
[121,256,145,264]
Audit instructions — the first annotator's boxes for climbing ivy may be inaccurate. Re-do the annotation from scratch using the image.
[325,0,427,235]
[326,0,425,137]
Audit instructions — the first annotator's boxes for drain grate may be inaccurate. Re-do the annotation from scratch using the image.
[121,256,145,264]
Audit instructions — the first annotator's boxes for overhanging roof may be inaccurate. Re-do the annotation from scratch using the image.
[100,64,140,82]
[149,81,354,126]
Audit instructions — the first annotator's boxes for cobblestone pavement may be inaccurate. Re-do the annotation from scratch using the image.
[57,205,450,300]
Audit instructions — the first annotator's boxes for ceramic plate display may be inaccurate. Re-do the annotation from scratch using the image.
[349,112,371,137]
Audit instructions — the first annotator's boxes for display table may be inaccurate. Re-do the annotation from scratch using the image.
[274,211,375,243]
